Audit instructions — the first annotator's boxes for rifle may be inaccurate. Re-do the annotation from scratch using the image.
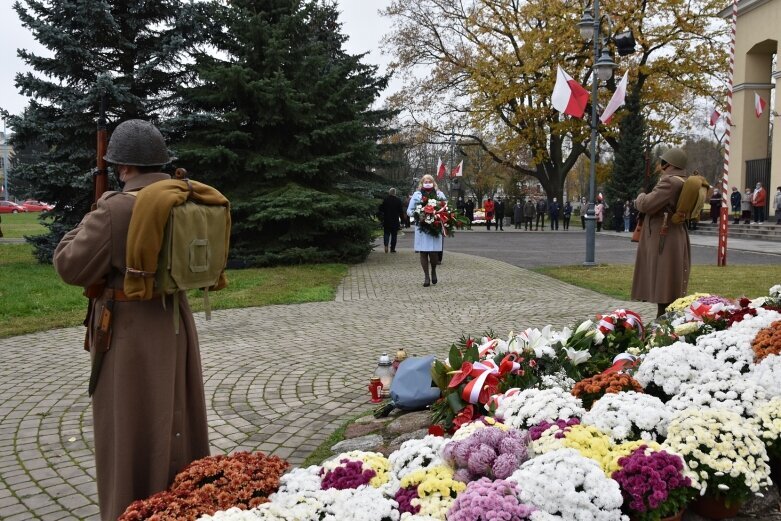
[84,92,110,396]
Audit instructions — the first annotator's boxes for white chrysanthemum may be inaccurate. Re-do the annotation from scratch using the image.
[668,368,767,417]
[750,355,781,397]
[663,408,771,496]
[274,465,321,495]
[753,397,781,448]
[264,486,400,521]
[634,341,716,396]
[539,370,576,391]
[388,435,449,480]
[198,507,262,521]
[509,449,627,521]
[582,391,671,442]
[696,330,755,373]
[497,388,585,430]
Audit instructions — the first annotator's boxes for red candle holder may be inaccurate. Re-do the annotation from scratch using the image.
[369,377,384,403]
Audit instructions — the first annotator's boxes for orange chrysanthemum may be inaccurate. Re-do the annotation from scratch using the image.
[753,320,781,362]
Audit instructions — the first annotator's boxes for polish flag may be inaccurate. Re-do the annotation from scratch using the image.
[451,160,463,178]
[599,71,629,124]
[551,65,590,118]
[436,157,446,179]
[755,93,767,118]
[709,108,721,126]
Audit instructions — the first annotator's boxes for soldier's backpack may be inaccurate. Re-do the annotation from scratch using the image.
[124,172,231,331]
[671,172,710,225]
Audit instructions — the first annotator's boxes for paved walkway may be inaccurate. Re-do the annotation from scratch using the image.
[0,250,654,520]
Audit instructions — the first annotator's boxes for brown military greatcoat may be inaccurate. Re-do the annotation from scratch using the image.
[53,173,210,520]
[631,167,691,304]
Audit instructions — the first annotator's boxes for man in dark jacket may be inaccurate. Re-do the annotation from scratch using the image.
[549,197,560,230]
[495,197,505,230]
[465,198,475,230]
[730,187,741,224]
[562,201,572,230]
[523,198,535,230]
[513,200,523,229]
[535,198,547,230]
[379,187,404,253]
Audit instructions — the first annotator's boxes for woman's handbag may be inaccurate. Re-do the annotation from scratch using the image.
[631,214,644,243]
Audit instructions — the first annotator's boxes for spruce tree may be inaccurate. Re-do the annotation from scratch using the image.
[173,0,394,266]
[606,90,648,206]
[4,0,198,262]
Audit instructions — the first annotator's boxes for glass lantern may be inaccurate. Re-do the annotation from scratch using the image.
[374,353,394,389]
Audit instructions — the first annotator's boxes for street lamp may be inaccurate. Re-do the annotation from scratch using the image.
[580,0,616,266]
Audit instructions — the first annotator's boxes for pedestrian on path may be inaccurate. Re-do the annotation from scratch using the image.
[535,197,547,230]
[631,147,691,317]
[523,198,535,230]
[379,187,404,253]
[52,120,210,521]
[465,198,475,230]
[752,182,767,224]
[741,187,752,224]
[730,187,742,225]
[495,197,505,230]
[513,200,522,229]
[563,200,572,230]
[407,174,447,287]
[549,197,560,230]
[484,197,495,230]
[595,195,605,232]
[580,197,587,229]
[623,201,631,232]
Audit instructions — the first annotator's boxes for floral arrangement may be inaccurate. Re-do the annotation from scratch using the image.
[446,478,536,520]
[633,341,716,400]
[496,388,585,430]
[603,440,663,476]
[528,418,580,441]
[530,424,614,471]
[667,368,767,418]
[571,372,643,410]
[752,319,781,361]
[121,451,289,520]
[442,426,530,481]
[450,417,510,441]
[695,329,755,373]
[611,446,692,521]
[389,436,450,480]
[398,466,466,518]
[412,189,465,237]
[749,354,781,397]
[256,485,400,521]
[510,449,627,521]
[663,408,771,504]
[667,293,711,312]
[753,397,781,459]
[582,391,671,442]
[321,451,390,489]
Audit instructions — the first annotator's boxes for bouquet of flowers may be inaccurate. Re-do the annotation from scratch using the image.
[753,397,781,459]
[663,408,771,503]
[496,388,585,430]
[582,391,671,442]
[666,293,711,313]
[388,436,450,480]
[667,368,767,418]
[634,341,716,400]
[571,372,644,410]
[397,466,466,519]
[696,329,755,373]
[256,486,401,521]
[412,189,465,237]
[752,319,781,361]
[746,284,781,310]
[446,478,536,521]
[510,449,628,521]
[442,426,530,481]
[320,451,391,490]
[749,354,781,397]
[612,447,693,521]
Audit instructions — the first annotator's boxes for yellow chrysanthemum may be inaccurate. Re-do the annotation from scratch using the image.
[604,441,662,475]
[332,451,391,487]
[667,293,710,312]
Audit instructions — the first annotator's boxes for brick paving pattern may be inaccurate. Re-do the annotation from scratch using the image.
[0,250,654,520]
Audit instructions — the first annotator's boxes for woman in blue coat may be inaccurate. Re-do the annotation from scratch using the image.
[407,174,447,287]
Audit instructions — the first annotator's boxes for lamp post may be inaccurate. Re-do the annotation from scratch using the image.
[578,1,616,266]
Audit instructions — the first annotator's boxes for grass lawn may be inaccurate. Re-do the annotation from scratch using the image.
[0,211,48,238]
[535,264,781,301]
[0,243,347,338]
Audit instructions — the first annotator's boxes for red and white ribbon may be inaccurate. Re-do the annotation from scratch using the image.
[600,353,639,375]
[462,360,500,404]
[486,387,521,411]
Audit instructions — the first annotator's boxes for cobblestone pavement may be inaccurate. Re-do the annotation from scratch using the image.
[0,250,654,520]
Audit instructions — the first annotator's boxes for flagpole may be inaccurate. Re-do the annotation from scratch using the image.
[717,0,738,267]
[584,0,602,266]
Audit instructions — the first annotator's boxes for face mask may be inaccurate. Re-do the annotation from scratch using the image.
[553,198,557,202]
[112,166,125,190]
[422,183,434,189]
[757,185,761,189]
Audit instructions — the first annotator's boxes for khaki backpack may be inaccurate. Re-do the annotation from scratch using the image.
[671,172,710,225]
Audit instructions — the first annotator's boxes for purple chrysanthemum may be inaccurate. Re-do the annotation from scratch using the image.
[612,447,692,514]
[394,485,420,515]
[528,418,581,441]
[320,460,376,490]
[447,477,536,521]
[443,427,530,481]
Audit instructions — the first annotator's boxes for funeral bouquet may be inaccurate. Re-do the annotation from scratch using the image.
[663,408,771,503]
[412,189,466,237]
[634,341,716,400]
[582,391,671,442]
[667,368,767,418]
[442,426,530,481]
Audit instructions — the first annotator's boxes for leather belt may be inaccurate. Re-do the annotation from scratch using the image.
[102,287,164,301]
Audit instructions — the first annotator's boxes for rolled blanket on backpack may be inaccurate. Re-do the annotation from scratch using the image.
[124,179,230,300]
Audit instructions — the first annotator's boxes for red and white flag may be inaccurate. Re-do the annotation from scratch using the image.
[709,108,721,126]
[551,65,590,118]
[450,160,463,178]
[599,71,629,124]
[755,93,767,118]
[436,157,446,179]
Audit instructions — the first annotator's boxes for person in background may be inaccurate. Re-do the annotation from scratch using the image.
[484,197,495,230]
[752,181,767,224]
[562,200,572,230]
[549,197,560,230]
[513,200,523,229]
[741,187,752,224]
[623,201,632,232]
[730,186,742,225]
[631,147,691,318]
[379,187,404,253]
[535,197,547,230]
[465,198,475,230]
[580,197,587,229]
[407,174,447,287]
[709,188,721,224]
[775,186,781,225]
[523,198,535,230]
[595,195,605,232]
[494,197,505,231]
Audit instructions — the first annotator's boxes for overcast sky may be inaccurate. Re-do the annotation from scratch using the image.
[0,0,396,118]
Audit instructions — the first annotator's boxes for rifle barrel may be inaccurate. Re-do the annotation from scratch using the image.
[94,94,108,203]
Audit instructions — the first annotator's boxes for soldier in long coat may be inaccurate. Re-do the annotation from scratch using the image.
[53,120,210,520]
[631,147,691,317]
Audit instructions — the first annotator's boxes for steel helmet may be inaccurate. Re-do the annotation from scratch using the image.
[660,148,687,170]
[104,119,172,166]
